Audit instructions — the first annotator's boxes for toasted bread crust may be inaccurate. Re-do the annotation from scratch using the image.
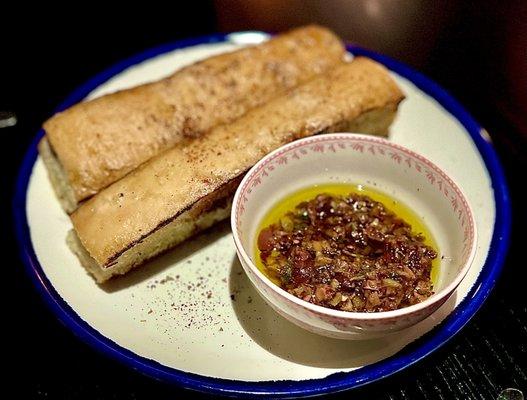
[38,137,78,213]
[70,58,404,281]
[68,179,238,283]
[42,25,346,207]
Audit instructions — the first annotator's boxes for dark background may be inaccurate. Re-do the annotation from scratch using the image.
[2,1,526,399]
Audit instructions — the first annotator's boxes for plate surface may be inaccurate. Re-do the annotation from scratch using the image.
[14,32,511,397]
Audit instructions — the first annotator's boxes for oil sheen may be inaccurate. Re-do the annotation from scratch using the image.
[254,183,440,287]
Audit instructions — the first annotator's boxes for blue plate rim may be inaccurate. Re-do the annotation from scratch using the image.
[12,33,511,398]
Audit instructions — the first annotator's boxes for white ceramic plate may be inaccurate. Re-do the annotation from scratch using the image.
[14,32,510,397]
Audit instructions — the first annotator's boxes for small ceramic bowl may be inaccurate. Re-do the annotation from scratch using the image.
[231,133,477,340]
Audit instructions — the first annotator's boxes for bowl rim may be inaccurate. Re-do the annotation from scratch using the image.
[231,133,478,321]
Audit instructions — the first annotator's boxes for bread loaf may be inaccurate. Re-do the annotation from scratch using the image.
[68,58,405,283]
[39,25,346,212]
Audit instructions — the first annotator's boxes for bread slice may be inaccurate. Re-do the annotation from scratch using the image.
[69,58,405,283]
[39,25,346,213]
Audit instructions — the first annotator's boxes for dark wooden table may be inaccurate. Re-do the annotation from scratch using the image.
[3,2,526,399]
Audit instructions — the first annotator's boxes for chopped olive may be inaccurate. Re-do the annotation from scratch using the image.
[257,192,437,312]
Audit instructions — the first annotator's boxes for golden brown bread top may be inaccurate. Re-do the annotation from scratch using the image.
[71,58,404,267]
[43,25,346,203]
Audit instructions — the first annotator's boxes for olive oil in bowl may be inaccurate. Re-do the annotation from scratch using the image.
[254,183,440,289]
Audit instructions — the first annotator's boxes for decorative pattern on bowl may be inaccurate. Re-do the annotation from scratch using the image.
[232,133,477,339]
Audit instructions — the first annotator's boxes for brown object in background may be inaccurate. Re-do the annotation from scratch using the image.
[40,25,346,213]
[214,0,457,66]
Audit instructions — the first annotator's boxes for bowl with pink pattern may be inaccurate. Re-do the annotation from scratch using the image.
[231,133,477,340]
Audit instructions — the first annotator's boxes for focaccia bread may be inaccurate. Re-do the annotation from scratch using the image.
[39,25,346,212]
[69,58,405,283]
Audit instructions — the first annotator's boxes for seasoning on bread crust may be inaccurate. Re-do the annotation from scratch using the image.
[39,25,347,212]
[68,58,405,283]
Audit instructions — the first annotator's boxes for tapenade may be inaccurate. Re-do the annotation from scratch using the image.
[257,191,437,312]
